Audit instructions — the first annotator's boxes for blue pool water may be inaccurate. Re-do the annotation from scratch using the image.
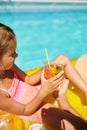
[0,2,87,70]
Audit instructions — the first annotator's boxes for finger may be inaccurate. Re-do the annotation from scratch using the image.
[56,80,63,88]
[51,75,64,87]
[62,79,69,89]
[52,71,64,81]
[41,68,45,80]
[59,79,69,94]
[50,71,64,81]
[57,70,64,77]
[56,75,64,83]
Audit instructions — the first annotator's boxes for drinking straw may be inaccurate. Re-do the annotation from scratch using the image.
[44,48,50,68]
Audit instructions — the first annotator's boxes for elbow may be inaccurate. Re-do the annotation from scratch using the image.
[22,104,34,116]
[22,105,29,116]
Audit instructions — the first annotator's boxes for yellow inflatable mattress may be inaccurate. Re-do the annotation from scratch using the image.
[0,58,87,130]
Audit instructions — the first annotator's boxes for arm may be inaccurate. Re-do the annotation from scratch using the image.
[13,64,43,85]
[0,71,64,116]
[57,79,81,117]
[0,90,46,116]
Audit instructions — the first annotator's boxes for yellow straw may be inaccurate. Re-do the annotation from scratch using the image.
[44,48,50,68]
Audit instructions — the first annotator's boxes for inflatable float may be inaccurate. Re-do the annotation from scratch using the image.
[0,56,87,130]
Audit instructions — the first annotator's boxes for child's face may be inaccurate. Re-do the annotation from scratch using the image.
[0,41,18,70]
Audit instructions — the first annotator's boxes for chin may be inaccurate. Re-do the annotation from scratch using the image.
[6,65,13,70]
[10,65,14,69]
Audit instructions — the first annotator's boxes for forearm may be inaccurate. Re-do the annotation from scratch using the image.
[23,90,46,115]
[13,64,43,85]
[27,67,43,85]
[1,90,46,116]
[57,94,81,117]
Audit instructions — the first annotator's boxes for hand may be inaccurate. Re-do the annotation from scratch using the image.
[58,79,69,96]
[53,79,69,99]
[40,69,64,97]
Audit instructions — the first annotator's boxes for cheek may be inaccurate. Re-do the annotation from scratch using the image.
[8,58,15,65]
[5,58,14,69]
[5,62,13,70]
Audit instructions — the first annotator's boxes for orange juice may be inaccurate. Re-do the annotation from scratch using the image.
[44,64,63,79]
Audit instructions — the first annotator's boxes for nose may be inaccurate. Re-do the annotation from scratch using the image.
[15,52,18,58]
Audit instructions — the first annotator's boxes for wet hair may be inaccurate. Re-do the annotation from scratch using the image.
[0,23,16,77]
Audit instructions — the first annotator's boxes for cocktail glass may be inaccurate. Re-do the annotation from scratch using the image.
[44,64,63,80]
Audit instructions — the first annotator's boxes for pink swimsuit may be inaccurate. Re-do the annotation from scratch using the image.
[0,71,40,121]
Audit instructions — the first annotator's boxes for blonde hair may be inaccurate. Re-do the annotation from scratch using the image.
[0,23,16,77]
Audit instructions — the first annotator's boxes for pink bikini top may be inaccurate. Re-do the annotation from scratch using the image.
[0,71,20,98]
[0,70,39,103]
[0,70,40,121]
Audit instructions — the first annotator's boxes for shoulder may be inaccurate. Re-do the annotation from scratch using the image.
[12,64,27,81]
[0,90,10,98]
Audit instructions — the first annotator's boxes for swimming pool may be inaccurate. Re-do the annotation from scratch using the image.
[0,2,87,70]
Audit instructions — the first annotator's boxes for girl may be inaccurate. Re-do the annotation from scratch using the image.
[0,23,87,128]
